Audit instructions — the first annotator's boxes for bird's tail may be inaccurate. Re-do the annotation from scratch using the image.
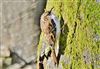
[51,48,58,65]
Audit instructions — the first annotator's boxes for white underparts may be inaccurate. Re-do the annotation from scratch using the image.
[50,14,61,56]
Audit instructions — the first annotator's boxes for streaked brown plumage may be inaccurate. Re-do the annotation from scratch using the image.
[40,10,57,65]
[40,12,56,46]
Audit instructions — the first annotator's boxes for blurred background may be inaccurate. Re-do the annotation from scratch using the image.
[0,0,47,69]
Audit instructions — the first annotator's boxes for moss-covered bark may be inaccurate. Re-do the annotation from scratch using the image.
[44,0,100,69]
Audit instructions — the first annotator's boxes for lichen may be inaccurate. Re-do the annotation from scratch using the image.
[37,0,100,69]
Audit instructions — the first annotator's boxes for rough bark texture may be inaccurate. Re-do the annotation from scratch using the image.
[37,0,100,69]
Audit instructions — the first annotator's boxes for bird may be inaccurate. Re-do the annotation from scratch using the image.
[40,7,60,65]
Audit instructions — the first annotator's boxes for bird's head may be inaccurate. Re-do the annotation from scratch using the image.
[45,7,54,15]
[42,7,54,16]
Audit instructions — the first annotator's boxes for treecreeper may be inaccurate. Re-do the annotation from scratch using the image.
[37,8,61,69]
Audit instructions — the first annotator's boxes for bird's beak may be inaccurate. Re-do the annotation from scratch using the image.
[48,7,54,15]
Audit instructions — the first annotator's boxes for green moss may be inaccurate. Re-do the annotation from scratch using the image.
[37,33,43,60]
[37,0,100,69]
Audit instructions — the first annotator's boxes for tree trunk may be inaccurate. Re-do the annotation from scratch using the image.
[38,0,100,69]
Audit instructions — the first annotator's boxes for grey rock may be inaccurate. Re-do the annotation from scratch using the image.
[1,0,47,69]
[0,45,10,57]
[1,0,46,64]
[2,0,35,2]
[6,63,25,69]
[23,65,33,69]
[22,64,36,69]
